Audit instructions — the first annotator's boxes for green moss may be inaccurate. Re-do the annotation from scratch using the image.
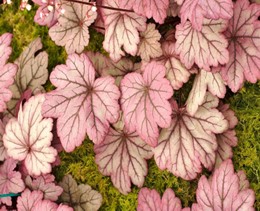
[228,82,260,210]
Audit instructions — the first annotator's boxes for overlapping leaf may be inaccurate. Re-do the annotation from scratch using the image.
[59,175,102,211]
[186,69,226,115]
[137,188,190,211]
[7,38,48,116]
[215,103,238,168]
[94,120,153,194]
[0,33,17,113]
[17,189,43,211]
[49,0,97,54]
[33,0,61,27]
[3,94,57,176]
[121,61,173,147]
[154,93,228,180]
[175,19,229,70]
[180,0,233,31]
[192,159,255,210]
[220,0,260,92]
[0,158,25,206]
[156,42,194,90]
[42,53,120,152]
[137,23,163,61]
[0,120,6,161]
[101,0,146,61]
[120,0,169,24]
[25,174,63,201]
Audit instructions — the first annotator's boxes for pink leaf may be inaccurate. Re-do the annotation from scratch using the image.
[156,42,195,90]
[25,174,63,201]
[180,0,233,31]
[49,0,97,54]
[33,0,61,27]
[137,188,190,211]
[0,33,12,67]
[215,103,238,168]
[121,61,173,147]
[17,189,43,211]
[57,204,74,211]
[237,170,250,191]
[154,93,228,180]
[33,200,58,210]
[0,120,7,161]
[59,175,102,211]
[42,53,120,151]
[175,19,229,70]
[186,69,226,116]
[220,0,260,92]
[101,0,146,61]
[7,38,48,117]
[120,0,169,24]
[3,94,57,176]
[0,158,25,206]
[137,23,163,61]
[192,159,255,210]
[0,33,17,113]
[94,120,153,194]
[167,0,181,17]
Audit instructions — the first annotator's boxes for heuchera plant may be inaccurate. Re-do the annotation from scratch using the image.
[0,0,259,209]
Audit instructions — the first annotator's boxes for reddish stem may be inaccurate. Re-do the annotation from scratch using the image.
[64,0,134,13]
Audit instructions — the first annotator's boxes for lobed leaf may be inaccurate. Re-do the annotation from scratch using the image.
[42,53,120,152]
[121,61,173,147]
[3,94,57,176]
[175,19,229,70]
[94,121,153,194]
[101,0,146,61]
[220,0,260,92]
[154,93,228,180]
[49,0,97,54]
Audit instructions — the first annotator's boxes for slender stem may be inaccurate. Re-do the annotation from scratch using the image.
[91,25,105,30]
[64,0,134,13]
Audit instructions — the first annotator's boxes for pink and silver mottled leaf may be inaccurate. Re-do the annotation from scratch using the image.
[186,69,226,116]
[33,0,61,27]
[215,103,238,168]
[156,42,194,90]
[49,0,97,54]
[59,175,102,211]
[0,120,7,161]
[180,0,233,31]
[237,171,250,191]
[17,189,43,211]
[0,33,12,67]
[167,0,181,17]
[101,0,146,61]
[191,159,255,211]
[3,94,57,176]
[0,158,25,206]
[25,175,63,201]
[154,93,228,180]
[42,53,120,152]
[33,200,58,211]
[175,19,229,70]
[57,204,74,211]
[121,61,173,147]
[220,0,260,92]
[137,23,163,61]
[120,0,169,24]
[137,188,190,211]
[94,122,153,194]
[7,38,48,116]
